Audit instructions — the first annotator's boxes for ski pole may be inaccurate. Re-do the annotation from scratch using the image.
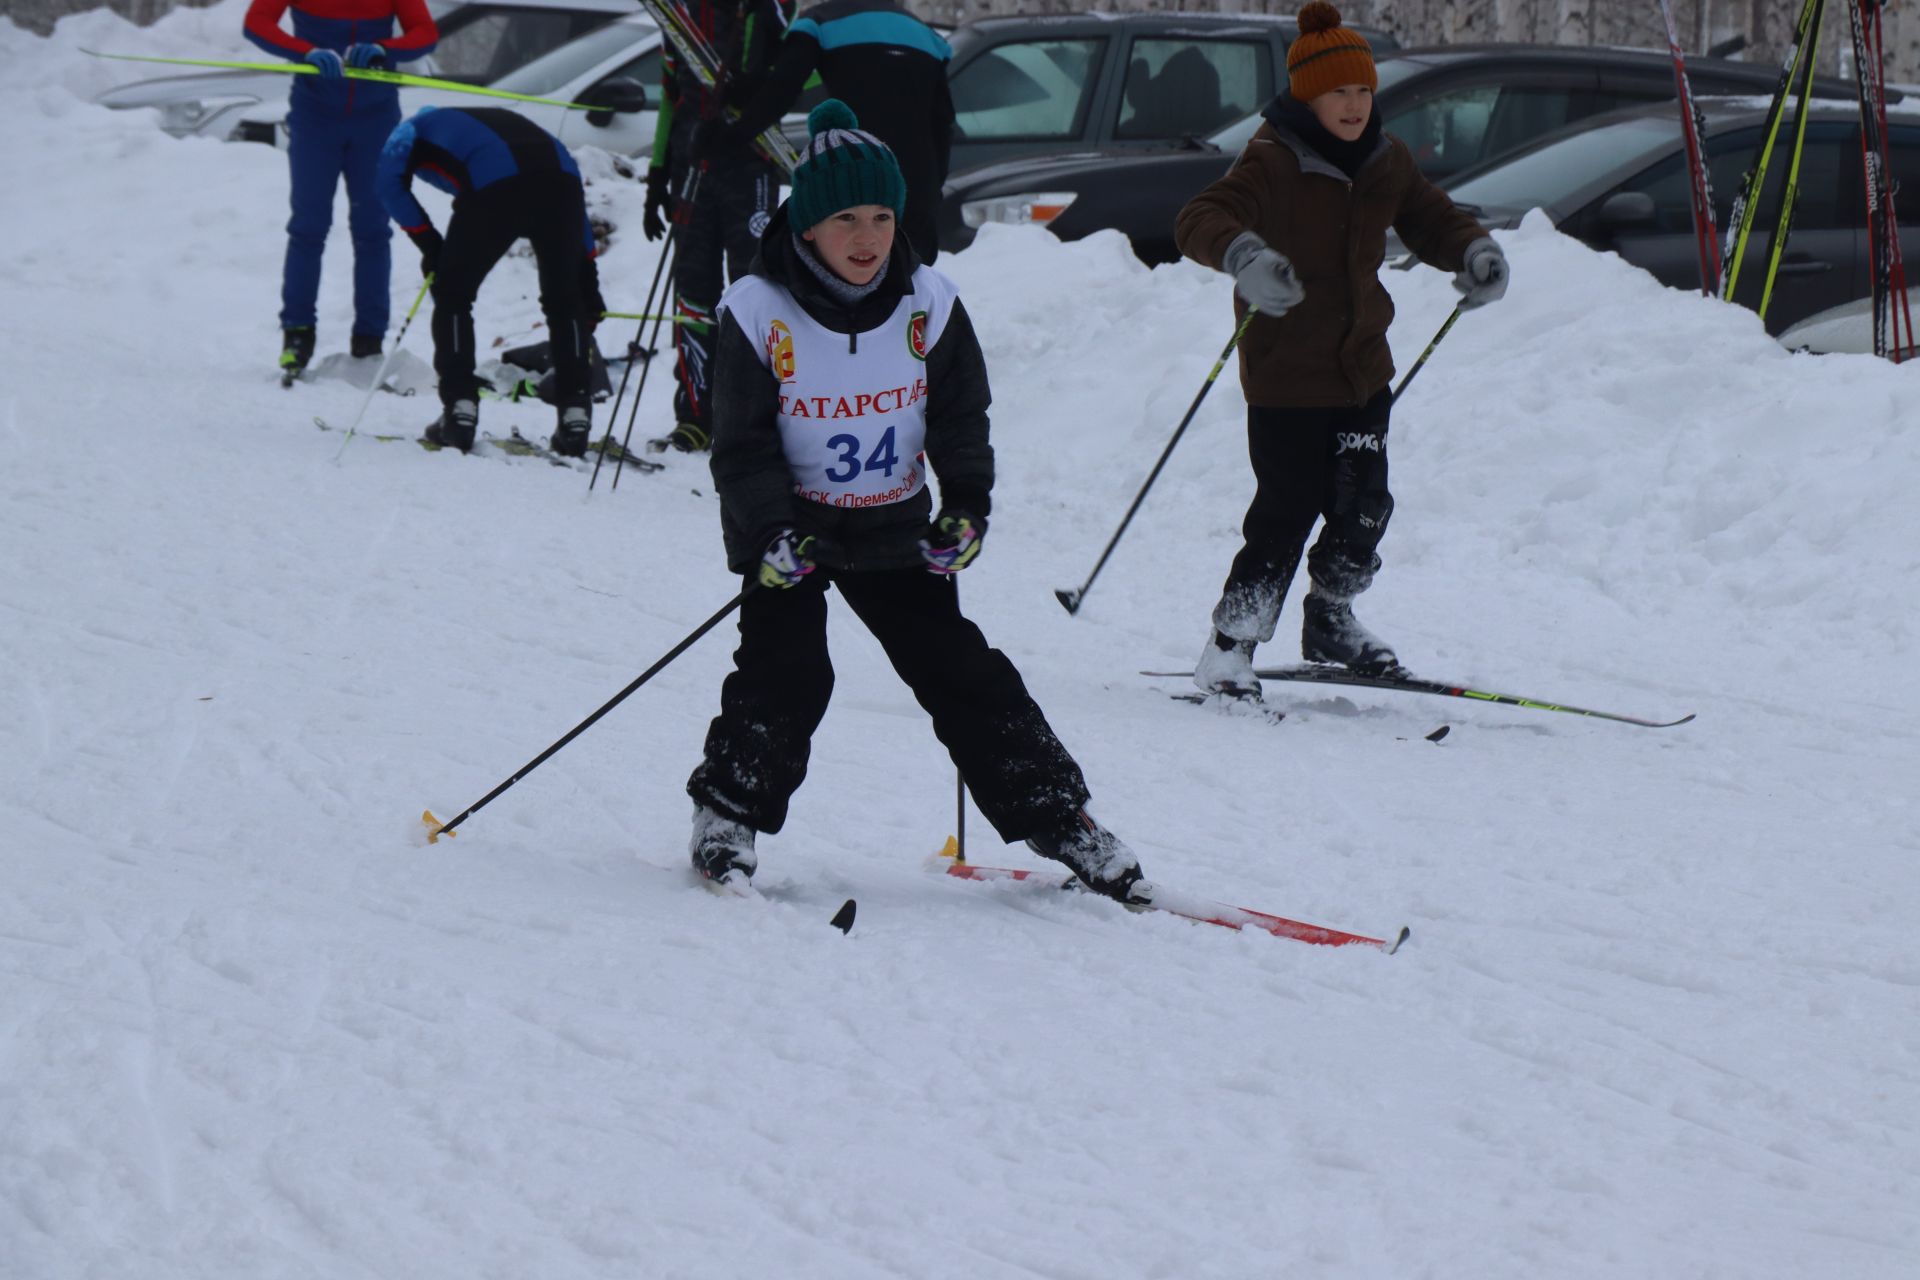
[1390,300,1465,403]
[601,312,697,324]
[1055,307,1257,616]
[612,167,702,491]
[424,584,751,843]
[591,226,676,491]
[334,275,433,463]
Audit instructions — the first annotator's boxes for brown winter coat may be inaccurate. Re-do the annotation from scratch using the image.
[1175,119,1485,408]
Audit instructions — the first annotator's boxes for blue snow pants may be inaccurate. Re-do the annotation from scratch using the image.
[280,103,398,337]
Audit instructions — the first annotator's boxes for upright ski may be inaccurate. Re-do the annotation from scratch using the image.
[1657,0,1722,294]
[1847,0,1913,359]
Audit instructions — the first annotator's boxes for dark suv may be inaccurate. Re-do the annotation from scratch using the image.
[944,12,1397,175]
[939,42,1881,261]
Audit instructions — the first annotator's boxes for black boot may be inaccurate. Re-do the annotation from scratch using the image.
[689,805,757,886]
[551,406,590,458]
[350,333,383,359]
[279,326,316,381]
[425,399,478,454]
[1026,809,1151,904]
[1301,592,1399,673]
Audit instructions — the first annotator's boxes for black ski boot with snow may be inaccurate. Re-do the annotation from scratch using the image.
[1026,810,1151,904]
[1301,592,1399,674]
[350,333,383,359]
[425,399,478,454]
[1193,629,1261,700]
[690,804,757,888]
[650,421,710,454]
[551,406,590,458]
[279,326,315,385]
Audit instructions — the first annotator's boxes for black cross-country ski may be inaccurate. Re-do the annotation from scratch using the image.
[1144,666,1693,729]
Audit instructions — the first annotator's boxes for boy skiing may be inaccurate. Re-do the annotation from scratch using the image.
[684,101,1149,904]
[242,0,439,380]
[376,106,606,456]
[1174,2,1509,699]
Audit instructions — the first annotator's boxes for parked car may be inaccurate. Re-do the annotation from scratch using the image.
[1432,98,1920,333]
[942,11,1397,175]
[93,0,631,143]
[1777,289,1920,358]
[939,42,1885,262]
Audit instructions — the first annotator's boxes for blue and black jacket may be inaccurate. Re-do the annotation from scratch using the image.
[377,107,595,253]
[243,0,438,118]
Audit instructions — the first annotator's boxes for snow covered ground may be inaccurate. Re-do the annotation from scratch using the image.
[5,7,1919,1278]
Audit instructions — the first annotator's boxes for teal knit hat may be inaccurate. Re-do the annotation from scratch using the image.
[787,99,907,232]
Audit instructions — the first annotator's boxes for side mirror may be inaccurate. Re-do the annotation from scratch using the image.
[1594,191,1658,234]
[580,77,649,128]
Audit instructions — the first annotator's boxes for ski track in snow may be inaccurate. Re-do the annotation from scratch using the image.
[3,5,1919,1277]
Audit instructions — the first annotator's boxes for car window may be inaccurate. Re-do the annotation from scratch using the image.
[433,10,600,84]
[1386,85,1583,179]
[950,38,1104,140]
[1887,127,1920,223]
[1448,115,1677,211]
[1116,39,1271,140]
[492,21,653,95]
[1608,122,1858,234]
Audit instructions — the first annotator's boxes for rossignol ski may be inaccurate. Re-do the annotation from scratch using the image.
[1141,666,1695,729]
[1847,0,1913,359]
[1656,0,1722,294]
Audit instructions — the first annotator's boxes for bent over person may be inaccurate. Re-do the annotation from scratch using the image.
[243,0,439,379]
[376,106,606,456]
[683,102,1151,906]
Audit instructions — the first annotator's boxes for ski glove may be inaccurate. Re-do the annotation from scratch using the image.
[303,48,345,79]
[919,509,984,574]
[689,118,742,164]
[1453,237,1509,309]
[643,167,671,242]
[1222,231,1305,317]
[344,43,386,70]
[758,529,817,590]
[408,226,444,279]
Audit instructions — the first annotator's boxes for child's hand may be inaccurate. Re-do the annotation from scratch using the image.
[1454,238,1509,308]
[1222,232,1305,316]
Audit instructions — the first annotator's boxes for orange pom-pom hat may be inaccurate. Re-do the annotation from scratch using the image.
[1286,2,1378,102]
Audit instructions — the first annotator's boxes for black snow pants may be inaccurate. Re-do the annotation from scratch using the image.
[432,174,593,409]
[669,158,778,434]
[687,568,1090,839]
[1212,387,1395,644]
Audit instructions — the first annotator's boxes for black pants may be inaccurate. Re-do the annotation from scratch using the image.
[670,161,777,430]
[1214,389,1395,643]
[688,569,1090,840]
[432,175,592,409]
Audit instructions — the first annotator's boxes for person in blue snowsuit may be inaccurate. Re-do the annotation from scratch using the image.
[243,0,439,376]
[376,106,607,457]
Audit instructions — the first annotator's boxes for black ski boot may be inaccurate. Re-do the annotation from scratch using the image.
[1026,809,1152,904]
[350,333,383,359]
[1193,629,1261,700]
[279,326,315,385]
[424,399,478,453]
[551,406,590,458]
[690,805,757,887]
[650,421,710,454]
[1301,592,1399,674]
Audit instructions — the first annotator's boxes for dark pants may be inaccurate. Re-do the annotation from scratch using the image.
[431,175,593,409]
[670,162,777,430]
[688,569,1090,840]
[1214,389,1396,644]
[282,105,396,337]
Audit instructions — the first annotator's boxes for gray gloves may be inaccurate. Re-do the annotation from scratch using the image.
[1222,231,1305,317]
[1454,237,1509,308]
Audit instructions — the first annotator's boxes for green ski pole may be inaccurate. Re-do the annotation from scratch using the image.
[83,48,595,111]
[333,276,433,463]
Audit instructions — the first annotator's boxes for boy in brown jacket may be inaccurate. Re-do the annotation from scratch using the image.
[1174,2,1508,698]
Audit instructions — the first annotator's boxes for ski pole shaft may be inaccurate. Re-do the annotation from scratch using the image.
[427,586,751,841]
[591,229,675,491]
[1390,301,1464,403]
[83,48,593,110]
[601,312,696,323]
[613,171,700,491]
[334,276,432,463]
[1055,307,1257,616]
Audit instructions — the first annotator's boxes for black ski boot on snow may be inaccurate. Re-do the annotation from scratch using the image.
[551,406,590,458]
[424,399,478,453]
[350,333,383,359]
[1301,592,1399,674]
[1026,810,1152,904]
[279,326,315,386]
[650,421,710,454]
[1193,629,1261,700]
[690,805,757,888]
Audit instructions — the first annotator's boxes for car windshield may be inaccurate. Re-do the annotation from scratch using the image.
[492,19,653,93]
[1448,115,1679,208]
[1204,55,1428,151]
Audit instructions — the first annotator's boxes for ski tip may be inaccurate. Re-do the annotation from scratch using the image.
[421,809,455,844]
[1426,725,1451,743]
[830,899,857,934]
[1383,925,1410,955]
[1053,588,1082,615]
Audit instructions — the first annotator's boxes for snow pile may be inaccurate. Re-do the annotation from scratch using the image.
[4,15,1919,1280]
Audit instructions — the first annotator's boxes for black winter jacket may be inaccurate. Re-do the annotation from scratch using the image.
[709,203,994,574]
